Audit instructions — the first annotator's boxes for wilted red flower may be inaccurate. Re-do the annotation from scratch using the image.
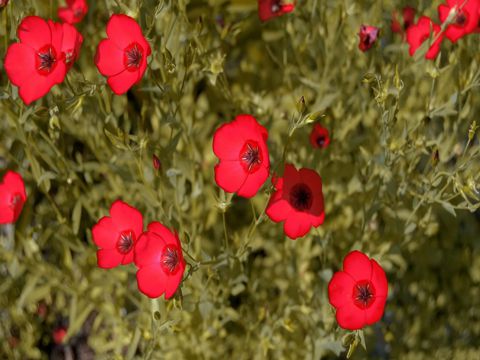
[92,200,143,269]
[438,0,480,42]
[391,6,416,35]
[134,222,186,299]
[58,0,88,24]
[358,25,379,52]
[328,251,388,330]
[213,114,270,198]
[53,327,67,344]
[309,124,330,149]
[406,16,443,60]
[0,0,9,9]
[266,164,325,239]
[258,0,295,22]
[4,16,67,105]
[0,171,27,224]
[61,23,83,70]
[95,14,151,95]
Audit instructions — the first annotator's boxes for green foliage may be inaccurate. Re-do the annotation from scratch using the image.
[1,0,480,358]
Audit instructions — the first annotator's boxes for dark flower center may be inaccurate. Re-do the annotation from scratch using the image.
[240,141,263,173]
[271,1,281,13]
[116,230,135,254]
[316,136,326,147]
[289,183,313,211]
[161,245,180,274]
[352,280,376,309]
[74,7,84,19]
[455,12,467,26]
[124,43,144,70]
[36,45,57,75]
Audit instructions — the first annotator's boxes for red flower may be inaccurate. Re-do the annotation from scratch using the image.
[358,25,379,52]
[61,23,83,70]
[391,6,416,35]
[266,164,325,239]
[0,0,9,9]
[152,154,161,171]
[213,114,270,198]
[58,0,88,24]
[328,251,388,330]
[95,14,151,95]
[4,16,67,105]
[438,0,480,42]
[406,16,443,60]
[258,0,295,22]
[134,222,186,299]
[53,327,67,344]
[309,124,330,149]
[92,200,143,269]
[0,171,27,224]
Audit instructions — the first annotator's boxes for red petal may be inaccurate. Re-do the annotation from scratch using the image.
[371,259,388,297]
[283,212,312,239]
[106,14,149,51]
[165,262,185,299]
[266,198,292,222]
[343,251,373,281]
[92,216,117,249]
[214,160,247,194]
[237,165,269,198]
[107,69,141,95]
[212,122,247,160]
[97,248,123,269]
[3,171,26,200]
[328,271,356,309]
[136,265,167,298]
[365,295,387,326]
[121,251,134,265]
[134,231,165,268]
[17,16,52,51]
[110,200,143,237]
[0,185,15,224]
[335,301,366,330]
[147,221,177,246]
[95,39,125,77]
[58,8,76,24]
[4,44,37,87]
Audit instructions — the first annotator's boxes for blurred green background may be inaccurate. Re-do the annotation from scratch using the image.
[1,0,480,358]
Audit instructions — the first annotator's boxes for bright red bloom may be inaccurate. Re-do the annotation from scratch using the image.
[95,14,151,95]
[358,25,379,52]
[134,222,186,299]
[53,327,67,344]
[328,251,388,330]
[4,16,67,105]
[92,200,143,269]
[391,6,416,35]
[406,16,443,60]
[438,0,480,42]
[258,0,295,22]
[58,0,88,24]
[61,23,83,70]
[0,171,27,224]
[266,164,325,239]
[309,124,330,149]
[213,114,270,198]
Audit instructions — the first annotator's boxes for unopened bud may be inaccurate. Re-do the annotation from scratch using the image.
[152,154,161,171]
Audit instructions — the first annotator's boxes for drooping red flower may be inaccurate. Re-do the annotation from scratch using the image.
[309,123,330,149]
[358,25,379,52]
[95,14,151,95]
[58,0,88,24]
[53,327,67,344]
[391,6,416,35]
[406,16,443,60]
[258,0,295,22]
[92,200,143,269]
[328,251,388,330]
[4,16,67,105]
[0,171,27,224]
[61,23,83,71]
[266,164,325,240]
[438,0,480,42]
[134,222,186,299]
[0,0,9,9]
[213,114,270,198]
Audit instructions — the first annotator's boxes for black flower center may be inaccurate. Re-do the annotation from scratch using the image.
[456,12,467,26]
[116,230,135,254]
[240,141,262,172]
[124,43,143,70]
[271,3,280,13]
[352,280,376,309]
[316,136,326,147]
[289,183,313,211]
[74,7,84,19]
[161,245,180,274]
[37,46,57,75]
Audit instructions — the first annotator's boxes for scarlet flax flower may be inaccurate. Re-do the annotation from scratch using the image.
[92,200,143,269]
[328,251,388,330]
[266,164,325,239]
[358,25,379,52]
[4,16,67,105]
[406,16,443,60]
[213,114,270,198]
[58,0,88,24]
[61,22,83,70]
[391,6,416,35]
[95,14,151,95]
[53,327,67,344]
[438,0,479,42]
[134,222,186,299]
[309,123,330,149]
[258,0,295,22]
[0,171,27,224]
